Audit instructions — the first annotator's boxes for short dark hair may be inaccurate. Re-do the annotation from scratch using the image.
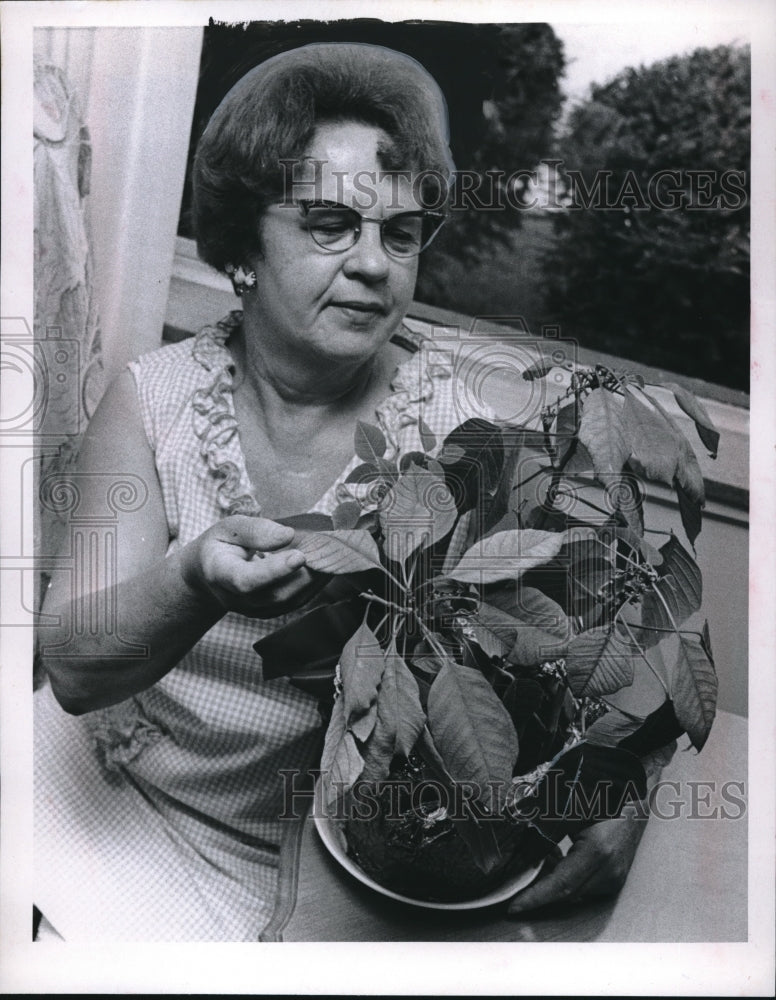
[192,42,454,272]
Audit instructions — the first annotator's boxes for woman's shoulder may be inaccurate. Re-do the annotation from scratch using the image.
[127,313,239,451]
[129,313,238,386]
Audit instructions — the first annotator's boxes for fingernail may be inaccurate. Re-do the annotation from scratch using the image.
[285,551,305,570]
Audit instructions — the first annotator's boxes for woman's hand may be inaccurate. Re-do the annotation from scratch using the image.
[181,514,322,619]
[507,814,648,916]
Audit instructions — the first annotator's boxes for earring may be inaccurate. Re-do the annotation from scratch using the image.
[225,263,256,297]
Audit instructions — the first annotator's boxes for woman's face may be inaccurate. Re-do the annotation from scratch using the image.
[245,121,421,369]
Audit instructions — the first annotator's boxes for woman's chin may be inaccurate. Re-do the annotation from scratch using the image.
[308,320,397,363]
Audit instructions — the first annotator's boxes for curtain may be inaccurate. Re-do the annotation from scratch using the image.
[34,55,106,678]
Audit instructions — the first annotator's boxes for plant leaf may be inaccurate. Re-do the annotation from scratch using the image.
[512,742,646,842]
[438,419,505,515]
[657,533,703,610]
[554,401,580,467]
[294,528,383,575]
[617,701,686,758]
[417,727,505,875]
[418,417,437,452]
[320,696,364,806]
[586,701,685,759]
[675,434,705,505]
[565,626,638,698]
[276,512,334,531]
[349,701,379,743]
[513,586,570,633]
[345,462,381,485]
[674,476,703,546]
[427,660,519,810]
[467,612,513,660]
[359,644,426,782]
[339,623,387,728]
[670,634,718,751]
[638,391,705,544]
[332,501,362,530]
[440,508,476,576]
[508,626,569,668]
[354,420,387,462]
[475,600,569,667]
[623,389,681,488]
[664,382,720,458]
[700,619,714,661]
[578,387,629,480]
[378,465,457,565]
[584,706,643,747]
[254,598,365,680]
[641,533,702,632]
[447,529,566,584]
[436,443,466,465]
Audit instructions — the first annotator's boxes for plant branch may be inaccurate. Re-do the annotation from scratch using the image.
[416,617,450,663]
[619,616,670,697]
[627,622,704,639]
[360,591,405,615]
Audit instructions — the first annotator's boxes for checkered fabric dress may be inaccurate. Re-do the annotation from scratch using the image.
[34,312,486,941]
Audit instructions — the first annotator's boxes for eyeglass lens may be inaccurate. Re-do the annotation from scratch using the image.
[301,203,444,257]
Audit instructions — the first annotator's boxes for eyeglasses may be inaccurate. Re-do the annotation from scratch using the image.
[282,200,447,258]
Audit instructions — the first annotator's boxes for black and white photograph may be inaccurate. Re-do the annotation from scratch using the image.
[1,0,774,994]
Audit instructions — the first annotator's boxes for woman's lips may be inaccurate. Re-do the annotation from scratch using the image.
[333,300,386,313]
[330,301,388,323]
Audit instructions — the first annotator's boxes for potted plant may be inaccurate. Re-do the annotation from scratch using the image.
[257,356,719,904]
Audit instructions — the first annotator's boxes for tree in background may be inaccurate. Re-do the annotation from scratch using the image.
[544,45,750,390]
[416,23,565,302]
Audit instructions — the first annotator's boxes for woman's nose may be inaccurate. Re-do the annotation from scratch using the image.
[341,221,391,282]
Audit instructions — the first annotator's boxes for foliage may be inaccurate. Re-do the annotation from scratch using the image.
[417,23,566,303]
[256,358,719,899]
[544,44,750,390]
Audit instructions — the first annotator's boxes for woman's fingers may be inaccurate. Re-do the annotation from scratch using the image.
[217,515,297,554]
[225,548,307,593]
[507,816,646,916]
[507,842,600,915]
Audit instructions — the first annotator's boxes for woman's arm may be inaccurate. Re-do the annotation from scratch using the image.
[40,370,311,715]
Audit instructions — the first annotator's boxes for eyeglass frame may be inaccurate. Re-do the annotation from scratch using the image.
[272,199,448,258]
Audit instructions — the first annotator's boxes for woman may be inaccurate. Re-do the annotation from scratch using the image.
[35,42,645,942]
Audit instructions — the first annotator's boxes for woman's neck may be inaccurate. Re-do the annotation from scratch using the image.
[229,324,395,427]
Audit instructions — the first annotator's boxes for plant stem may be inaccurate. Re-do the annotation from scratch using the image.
[379,563,408,594]
[648,580,682,635]
[619,616,670,697]
[512,464,554,491]
[406,545,424,590]
[627,622,703,638]
[360,591,405,614]
[553,488,611,520]
[416,617,450,662]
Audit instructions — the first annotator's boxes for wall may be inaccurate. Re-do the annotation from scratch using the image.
[34,26,203,382]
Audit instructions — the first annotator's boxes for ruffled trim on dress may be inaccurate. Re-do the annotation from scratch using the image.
[87,698,164,772]
[191,311,261,516]
[334,330,455,511]
[375,338,454,457]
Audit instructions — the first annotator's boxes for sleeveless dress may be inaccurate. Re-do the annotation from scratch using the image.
[34,311,489,941]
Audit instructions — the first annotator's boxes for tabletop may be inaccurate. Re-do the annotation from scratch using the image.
[261,709,747,942]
